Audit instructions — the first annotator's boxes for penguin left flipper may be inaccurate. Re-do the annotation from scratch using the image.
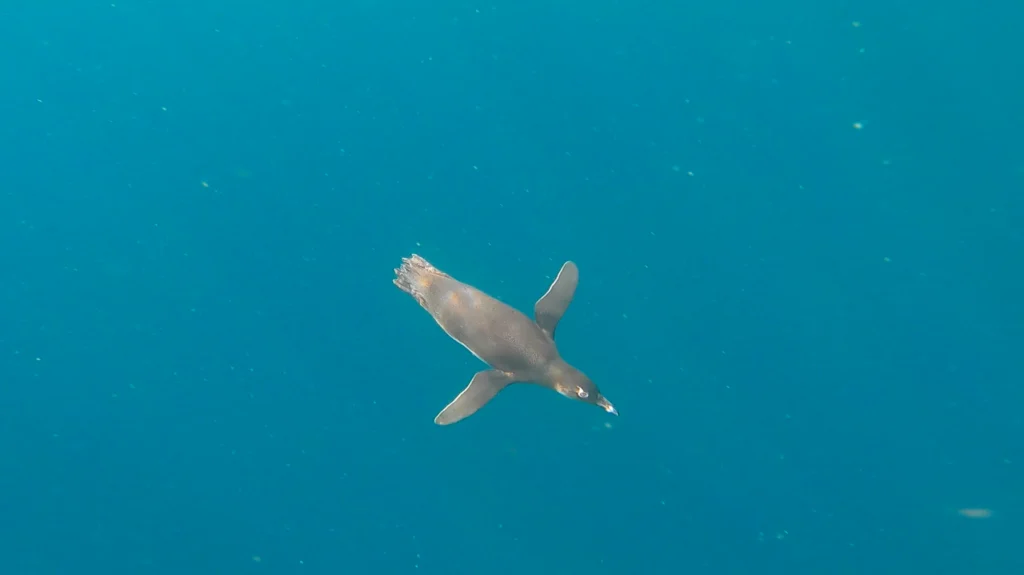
[434,370,515,425]
[534,261,579,339]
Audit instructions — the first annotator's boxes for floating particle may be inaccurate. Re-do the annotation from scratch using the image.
[957,508,993,519]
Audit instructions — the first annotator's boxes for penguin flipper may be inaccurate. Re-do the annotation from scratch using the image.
[434,370,514,425]
[534,261,579,339]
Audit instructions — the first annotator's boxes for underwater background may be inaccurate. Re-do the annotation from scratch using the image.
[1,0,1021,573]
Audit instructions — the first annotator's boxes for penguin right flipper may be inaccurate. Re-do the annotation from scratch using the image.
[534,261,579,339]
[435,370,514,425]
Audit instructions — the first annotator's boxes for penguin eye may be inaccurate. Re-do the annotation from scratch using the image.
[576,387,589,399]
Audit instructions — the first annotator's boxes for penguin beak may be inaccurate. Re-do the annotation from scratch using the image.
[597,397,618,416]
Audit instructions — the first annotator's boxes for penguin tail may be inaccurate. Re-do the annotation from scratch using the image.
[393,254,444,306]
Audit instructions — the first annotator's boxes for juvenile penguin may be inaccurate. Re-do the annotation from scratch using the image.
[393,254,617,425]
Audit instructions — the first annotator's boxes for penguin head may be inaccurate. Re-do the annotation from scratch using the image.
[559,367,617,416]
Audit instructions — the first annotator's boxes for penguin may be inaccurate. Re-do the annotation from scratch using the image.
[393,254,616,425]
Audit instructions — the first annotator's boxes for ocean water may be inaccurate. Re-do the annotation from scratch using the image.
[1,0,1021,574]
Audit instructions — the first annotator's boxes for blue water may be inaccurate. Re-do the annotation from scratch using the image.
[1,1,1021,573]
